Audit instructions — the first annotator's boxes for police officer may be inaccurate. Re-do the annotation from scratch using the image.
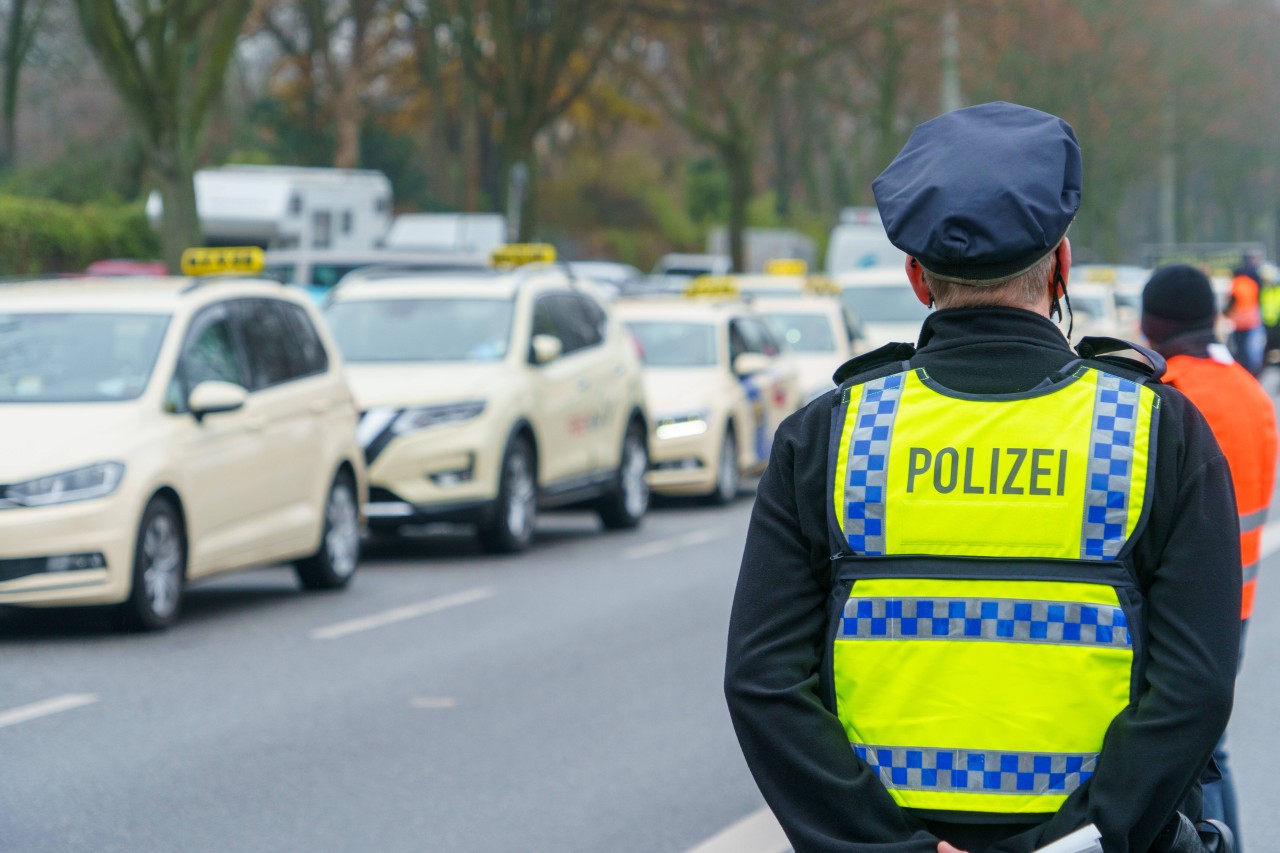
[725,102,1241,853]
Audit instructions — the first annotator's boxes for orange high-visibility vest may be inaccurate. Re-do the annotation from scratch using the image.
[1165,353,1276,618]
[1229,275,1263,330]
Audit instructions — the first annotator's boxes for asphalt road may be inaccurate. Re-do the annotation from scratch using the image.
[4,445,1280,853]
[0,493,764,853]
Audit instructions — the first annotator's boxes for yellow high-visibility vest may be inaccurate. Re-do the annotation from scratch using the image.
[828,365,1158,816]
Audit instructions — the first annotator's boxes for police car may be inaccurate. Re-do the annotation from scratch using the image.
[325,245,650,552]
[615,282,800,502]
[0,248,367,630]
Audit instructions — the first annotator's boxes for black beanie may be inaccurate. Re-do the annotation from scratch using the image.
[1141,264,1217,346]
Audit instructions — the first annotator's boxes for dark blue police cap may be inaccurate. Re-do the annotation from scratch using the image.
[872,102,1082,284]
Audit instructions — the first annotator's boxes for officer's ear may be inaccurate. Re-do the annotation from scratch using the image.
[906,257,933,307]
[1054,238,1073,295]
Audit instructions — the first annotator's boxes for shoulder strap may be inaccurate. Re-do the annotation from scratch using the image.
[833,342,916,389]
[1075,336,1166,383]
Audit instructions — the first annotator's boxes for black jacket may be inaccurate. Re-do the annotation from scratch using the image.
[725,307,1241,853]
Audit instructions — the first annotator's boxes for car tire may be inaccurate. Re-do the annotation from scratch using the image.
[295,470,361,590]
[597,422,650,530]
[479,436,537,554]
[706,427,740,506]
[116,496,186,632]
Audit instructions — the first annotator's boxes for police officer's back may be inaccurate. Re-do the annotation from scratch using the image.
[724,103,1241,853]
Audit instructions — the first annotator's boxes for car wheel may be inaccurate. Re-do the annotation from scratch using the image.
[479,436,537,553]
[116,496,186,631]
[597,423,650,530]
[295,471,361,590]
[707,427,740,505]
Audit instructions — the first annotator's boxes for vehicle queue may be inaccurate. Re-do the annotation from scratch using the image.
[0,245,871,631]
[3,243,1234,632]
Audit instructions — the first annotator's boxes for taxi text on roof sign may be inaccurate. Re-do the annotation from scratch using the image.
[764,258,809,276]
[180,246,265,276]
[685,275,740,298]
[491,243,557,269]
[803,275,841,297]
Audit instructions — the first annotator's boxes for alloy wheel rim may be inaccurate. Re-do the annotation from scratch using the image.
[142,513,181,618]
[325,484,360,578]
[622,436,649,518]
[506,452,536,538]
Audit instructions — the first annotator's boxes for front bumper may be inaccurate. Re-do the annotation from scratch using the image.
[646,431,718,496]
[365,487,494,530]
[365,419,504,516]
[0,496,136,607]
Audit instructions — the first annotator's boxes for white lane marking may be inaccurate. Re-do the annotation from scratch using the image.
[0,694,99,730]
[625,527,725,560]
[310,586,495,640]
[685,807,790,853]
[411,697,458,709]
[1260,519,1280,560]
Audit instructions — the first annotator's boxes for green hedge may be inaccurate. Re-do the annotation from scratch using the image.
[0,195,161,275]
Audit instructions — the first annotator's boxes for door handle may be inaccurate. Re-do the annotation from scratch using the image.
[577,378,591,391]
[309,399,331,415]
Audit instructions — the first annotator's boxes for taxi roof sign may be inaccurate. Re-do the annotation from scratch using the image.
[180,247,265,277]
[803,275,841,297]
[491,243,557,269]
[685,275,741,299]
[763,258,808,276]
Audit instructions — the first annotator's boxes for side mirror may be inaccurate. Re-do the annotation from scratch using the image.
[531,334,563,365]
[188,380,248,421]
[733,352,772,377]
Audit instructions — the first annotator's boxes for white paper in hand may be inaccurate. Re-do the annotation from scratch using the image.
[1033,823,1103,853]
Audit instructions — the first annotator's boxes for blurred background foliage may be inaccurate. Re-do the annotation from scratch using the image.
[2,0,1280,271]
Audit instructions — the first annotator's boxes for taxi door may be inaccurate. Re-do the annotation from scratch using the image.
[166,303,276,576]
[229,299,329,556]
[729,317,794,464]
[528,293,596,484]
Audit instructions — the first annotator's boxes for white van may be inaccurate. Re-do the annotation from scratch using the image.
[825,207,904,274]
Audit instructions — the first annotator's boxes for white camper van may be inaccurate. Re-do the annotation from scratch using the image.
[146,165,393,251]
[824,206,903,274]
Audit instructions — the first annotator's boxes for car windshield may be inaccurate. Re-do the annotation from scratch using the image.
[840,285,931,323]
[0,312,170,403]
[625,320,718,367]
[326,298,514,362]
[764,313,837,353]
[1071,295,1111,320]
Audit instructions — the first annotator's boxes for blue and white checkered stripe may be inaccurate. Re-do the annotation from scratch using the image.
[853,743,1097,795]
[1081,374,1141,560]
[839,597,1131,647]
[844,373,905,555]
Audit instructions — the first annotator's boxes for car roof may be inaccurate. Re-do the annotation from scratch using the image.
[327,267,580,302]
[0,275,298,313]
[752,295,843,315]
[614,296,747,323]
[834,267,911,286]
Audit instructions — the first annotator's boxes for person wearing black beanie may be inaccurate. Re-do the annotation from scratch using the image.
[1142,263,1278,851]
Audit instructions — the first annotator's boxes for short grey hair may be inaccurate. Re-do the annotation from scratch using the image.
[922,250,1057,309]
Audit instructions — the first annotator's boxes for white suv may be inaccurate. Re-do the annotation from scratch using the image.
[0,277,366,630]
[326,266,650,552]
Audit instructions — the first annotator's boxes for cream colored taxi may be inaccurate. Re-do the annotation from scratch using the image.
[0,274,366,630]
[754,294,857,402]
[615,294,800,503]
[324,261,650,552]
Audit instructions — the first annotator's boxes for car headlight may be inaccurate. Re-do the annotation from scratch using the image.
[656,412,709,440]
[2,462,126,508]
[391,401,487,435]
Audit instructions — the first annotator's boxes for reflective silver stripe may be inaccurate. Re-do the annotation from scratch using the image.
[1080,373,1142,561]
[839,596,1131,647]
[1240,507,1268,534]
[842,373,905,555]
[1244,560,1260,583]
[853,743,1097,795]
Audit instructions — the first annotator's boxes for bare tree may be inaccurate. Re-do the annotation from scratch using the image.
[413,0,635,239]
[72,0,253,270]
[1,0,50,168]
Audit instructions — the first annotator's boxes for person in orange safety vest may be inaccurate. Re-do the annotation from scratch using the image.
[1143,264,1277,853]
[1226,256,1266,376]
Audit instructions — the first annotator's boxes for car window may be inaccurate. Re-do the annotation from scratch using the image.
[172,307,248,411]
[235,300,304,389]
[532,293,601,355]
[731,318,781,357]
[281,303,330,375]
